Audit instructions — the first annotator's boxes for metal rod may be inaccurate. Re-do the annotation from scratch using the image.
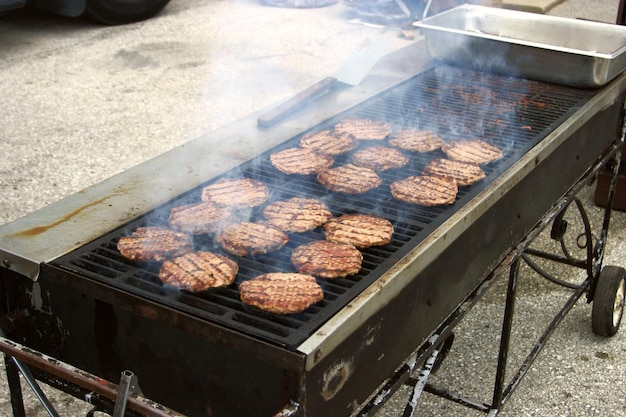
[499,277,590,406]
[0,336,185,417]
[402,340,440,417]
[521,253,585,290]
[4,354,26,417]
[522,248,586,268]
[112,370,135,417]
[422,0,433,20]
[491,259,520,410]
[420,383,491,413]
[10,356,62,417]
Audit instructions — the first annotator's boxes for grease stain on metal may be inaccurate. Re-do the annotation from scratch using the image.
[321,359,353,401]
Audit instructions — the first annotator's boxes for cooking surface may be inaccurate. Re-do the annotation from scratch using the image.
[51,65,595,349]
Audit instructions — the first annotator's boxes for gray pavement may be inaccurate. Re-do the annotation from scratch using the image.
[1,0,625,416]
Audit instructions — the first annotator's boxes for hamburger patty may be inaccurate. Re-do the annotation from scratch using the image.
[270,147,334,175]
[423,158,486,186]
[299,129,357,156]
[334,118,392,141]
[201,178,269,208]
[168,201,233,234]
[317,164,382,194]
[351,145,409,171]
[216,222,289,256]
[390,175,458,206]
[117,226,192,262]
[441,139,503,165]
[388,129,444,153]
[262,197,333,233]
[324,213,394,248]
[291,240,363,279]
[239,272,324,315]
[158,251,238,291]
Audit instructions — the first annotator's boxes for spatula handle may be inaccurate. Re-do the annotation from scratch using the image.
[257,77,338,128]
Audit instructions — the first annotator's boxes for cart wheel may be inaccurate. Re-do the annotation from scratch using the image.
[591,266,626,337]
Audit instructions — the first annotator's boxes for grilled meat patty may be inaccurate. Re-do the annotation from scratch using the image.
[262,197,333,233]
[317,164,382,194]
[423,158,486,186]
[216,222,289,257]
[390,175,458,206]
[270,147,334,175]
[388,129,444,153]
[291,240,363,279]
[201,178,269,208]
[158,251,238,291]
[324,213,394,248]
[299,129,357,156]
[334,118,392,141]
[239,272,324,315]
[441,139,503,165]
[351,145,409,171]
[168,201,233,234]
[117,226,192,262]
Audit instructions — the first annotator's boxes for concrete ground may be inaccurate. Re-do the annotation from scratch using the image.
[0,0,625,416]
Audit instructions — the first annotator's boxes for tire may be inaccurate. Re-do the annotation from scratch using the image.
[591,265,626,337]
[86,0,170,25]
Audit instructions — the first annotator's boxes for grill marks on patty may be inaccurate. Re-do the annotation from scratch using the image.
[389,129,444,153]
[324,213,394,248]
[334,118,392,141]
[239,272,324,315]
[216,222,289,257]
[299,129,357,156]
[168,202,233,234]
[270,147,334,175]
[117,227,192,262]
[423,158,486,186]
[351,146,409,171]
[441,139,503,165]
[201,178,269,208]
[291,240,363,279]
[262,197,333,232]
[317,164,382,194]
[391,175,458,206]
[159,251,238,291]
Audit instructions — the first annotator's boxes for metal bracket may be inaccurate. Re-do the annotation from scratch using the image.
[113,370,142,417]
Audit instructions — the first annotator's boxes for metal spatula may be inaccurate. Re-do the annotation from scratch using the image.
[257,37,389,128]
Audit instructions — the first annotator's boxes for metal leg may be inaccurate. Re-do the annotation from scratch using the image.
[4,354,26,417]
[491,258,520,413]
[9,356,61,417]
[402,339,441,417]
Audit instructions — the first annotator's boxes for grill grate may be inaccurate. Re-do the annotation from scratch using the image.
[51,66,595,349]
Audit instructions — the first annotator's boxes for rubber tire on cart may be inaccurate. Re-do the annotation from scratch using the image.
[591,265,626,337]
[86,0,170,25]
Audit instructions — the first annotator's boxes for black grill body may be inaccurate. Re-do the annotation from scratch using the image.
[1,65,623,417]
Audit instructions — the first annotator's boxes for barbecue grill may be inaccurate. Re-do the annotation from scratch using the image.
[2,16,626,417]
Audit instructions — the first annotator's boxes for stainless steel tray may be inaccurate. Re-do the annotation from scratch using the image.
[414,5,626,87]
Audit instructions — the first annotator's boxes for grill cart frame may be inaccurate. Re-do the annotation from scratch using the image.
[2,139,624,417]
[2,38,626,417]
